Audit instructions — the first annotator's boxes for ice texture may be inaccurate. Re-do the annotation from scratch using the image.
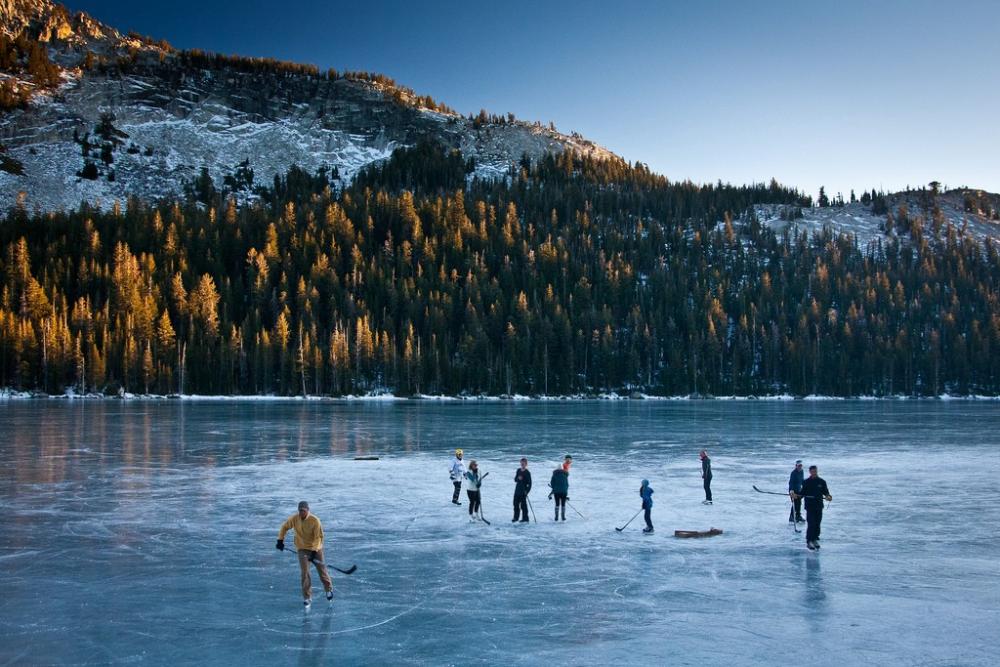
[0,401,998,665]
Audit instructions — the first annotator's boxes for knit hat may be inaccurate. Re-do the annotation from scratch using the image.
[298,500,309,510]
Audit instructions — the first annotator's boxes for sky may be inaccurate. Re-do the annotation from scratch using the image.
[65,0,1000,199]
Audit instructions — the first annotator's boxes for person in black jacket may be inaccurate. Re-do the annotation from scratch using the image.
[788,460,805,523]
[793,465,832,550]
[700,450,713,504]
[513,458,532,522]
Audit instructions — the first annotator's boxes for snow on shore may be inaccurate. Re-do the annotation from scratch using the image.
[2,388,998,401]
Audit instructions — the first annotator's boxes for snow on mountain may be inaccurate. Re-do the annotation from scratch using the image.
[752,189,1000,245]
[1,0,617,213]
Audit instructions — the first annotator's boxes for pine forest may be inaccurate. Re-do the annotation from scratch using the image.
[3,142,999,397]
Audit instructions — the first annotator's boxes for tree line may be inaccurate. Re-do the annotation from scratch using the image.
[2,143,998,397]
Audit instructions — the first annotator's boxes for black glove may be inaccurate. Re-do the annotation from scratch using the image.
[565,496,570,501]
[276,539,284,551]
[309,550,319,562]
[548,492,553,500]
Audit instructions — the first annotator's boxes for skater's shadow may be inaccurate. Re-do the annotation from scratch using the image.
[298,608,334,667]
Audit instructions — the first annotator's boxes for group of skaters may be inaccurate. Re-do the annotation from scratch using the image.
[447,449,724,533]
[447,448,830,549]
[273,450,832,607]
[449,449,574,522]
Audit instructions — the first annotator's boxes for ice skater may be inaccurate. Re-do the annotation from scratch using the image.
[640,479,654,534]
[549,462,569,521]
[700,450,713,504]
[513,457,532,522]
[792,465,832,550]
[788,459,805,523]
[562,454,573,472]
[449,448,465,505]
[465,460,483,520]
[275,500,332,609]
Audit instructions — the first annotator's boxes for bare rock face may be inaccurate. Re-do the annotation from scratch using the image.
[2,0,121,46]
[0,0,48,35]
[0,1,619,213]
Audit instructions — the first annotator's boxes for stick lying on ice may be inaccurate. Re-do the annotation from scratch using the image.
[673,528,723,538]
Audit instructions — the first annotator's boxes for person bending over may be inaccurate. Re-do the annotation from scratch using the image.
[276,501,332,609]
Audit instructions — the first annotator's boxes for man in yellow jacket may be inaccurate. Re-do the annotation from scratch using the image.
[276,501,332,608]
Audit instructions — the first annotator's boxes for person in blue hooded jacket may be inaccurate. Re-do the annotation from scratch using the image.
[640,480,654,533]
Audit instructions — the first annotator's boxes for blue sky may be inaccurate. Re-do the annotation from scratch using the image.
[66,0,1000,198]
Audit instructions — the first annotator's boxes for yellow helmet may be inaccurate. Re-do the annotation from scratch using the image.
[455,448,463,456]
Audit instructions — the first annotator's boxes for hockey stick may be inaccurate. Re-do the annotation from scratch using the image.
[324,562,358,575]
[526,493,537,523]
[566,499,586,519]
[753,485,790,496]
[281,548,357,575]
[755,486,829,504]
[615,509,643,532]
[477,472,491,525]
[755,485,829,504]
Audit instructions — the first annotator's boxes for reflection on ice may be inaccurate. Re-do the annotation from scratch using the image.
[0,401,998,666]
[804,555,827,616]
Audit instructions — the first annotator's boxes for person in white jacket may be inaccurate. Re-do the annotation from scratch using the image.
[449,449,465,505]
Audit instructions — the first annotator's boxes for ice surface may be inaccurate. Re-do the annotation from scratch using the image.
[0,401,998,665]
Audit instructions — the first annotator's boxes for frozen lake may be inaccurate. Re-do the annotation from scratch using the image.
[1,400,998,665]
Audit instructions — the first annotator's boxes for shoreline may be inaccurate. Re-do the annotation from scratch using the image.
[2,390,998,402]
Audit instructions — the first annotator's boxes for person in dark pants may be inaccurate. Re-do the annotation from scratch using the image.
[513,458,532,522]
[793,465,832,550]
[549,465,569,521]
[465,461,482,521]
[640,479,654,534]
[700,450,713,504]
[449,449,465,505]
[788,460,805,523]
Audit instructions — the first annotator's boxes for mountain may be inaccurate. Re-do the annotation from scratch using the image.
[755,188,1000,245]
[0,0,616,212]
